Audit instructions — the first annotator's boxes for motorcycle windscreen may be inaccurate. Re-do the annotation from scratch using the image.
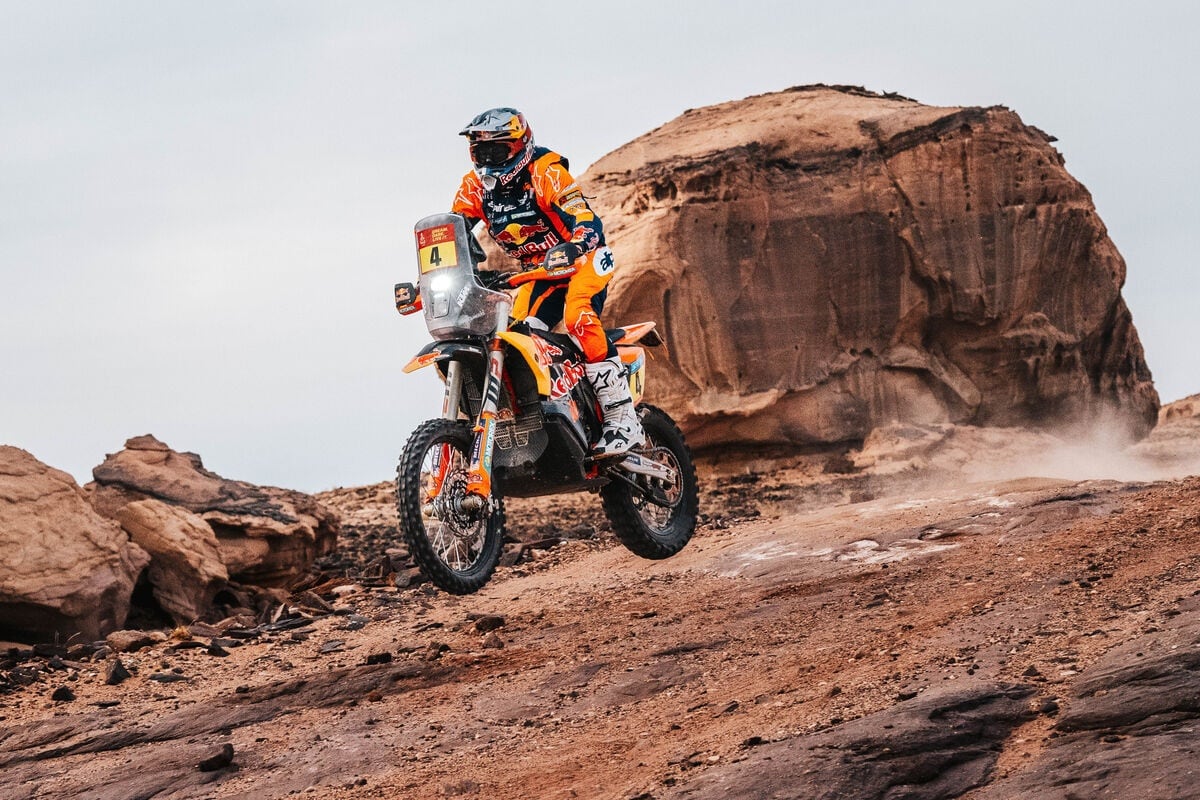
[413,212,508,341]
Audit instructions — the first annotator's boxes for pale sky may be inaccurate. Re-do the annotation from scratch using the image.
[2,1,1196,492]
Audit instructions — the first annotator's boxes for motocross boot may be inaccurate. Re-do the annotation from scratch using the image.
[586,356,646,456]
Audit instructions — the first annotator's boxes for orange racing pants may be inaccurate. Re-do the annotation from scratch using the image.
[511,247,616,363]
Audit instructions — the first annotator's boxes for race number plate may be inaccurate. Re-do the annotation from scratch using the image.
[416,224,458,273]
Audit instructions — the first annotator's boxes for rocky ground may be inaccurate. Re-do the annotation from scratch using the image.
[2,410,1199,799]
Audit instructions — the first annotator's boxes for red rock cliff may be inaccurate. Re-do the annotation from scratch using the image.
[583,85,1159,449]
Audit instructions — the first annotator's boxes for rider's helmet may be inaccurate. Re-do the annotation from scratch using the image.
[459,107,534,191]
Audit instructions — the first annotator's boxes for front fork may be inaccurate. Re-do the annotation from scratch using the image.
[423,359,467,506]
[426,300,511,512]
[465,299,511,507]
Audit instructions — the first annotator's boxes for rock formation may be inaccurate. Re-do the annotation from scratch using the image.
[88,435,338,587]
[973,598,1200,800]
[666,683,1035,799]
[0,446,149,642]
[116,500,228,624]
[584,85,1159,450]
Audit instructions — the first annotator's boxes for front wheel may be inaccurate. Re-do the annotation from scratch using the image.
[601,405,699,559]
[396,419,505,594]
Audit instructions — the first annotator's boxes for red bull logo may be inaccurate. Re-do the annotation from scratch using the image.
[550,360,587,400]
[492,221,550,247]
[531,337,564,367]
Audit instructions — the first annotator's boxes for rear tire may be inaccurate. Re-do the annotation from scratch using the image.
[601,405,698,559]
[396,419,505,594]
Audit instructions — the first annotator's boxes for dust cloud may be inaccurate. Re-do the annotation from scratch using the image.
[851,400,1200,487]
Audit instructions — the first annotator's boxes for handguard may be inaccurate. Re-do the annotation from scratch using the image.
[506,264,577,287]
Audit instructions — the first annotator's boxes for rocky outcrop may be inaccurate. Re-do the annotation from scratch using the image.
[88,436,338,587]
[975,599,1200,800]
[0,447,149,642]
[667,683,1035,799]
[116,500,228,624]
[584,85,1158,450]
[1160,392,1200,423]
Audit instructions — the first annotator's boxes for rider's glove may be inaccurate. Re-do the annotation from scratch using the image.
[476,269,511,290]
[543,241,583,274]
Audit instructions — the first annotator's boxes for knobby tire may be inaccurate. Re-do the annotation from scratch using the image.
[396,419,505,594]
[601,404,699,559]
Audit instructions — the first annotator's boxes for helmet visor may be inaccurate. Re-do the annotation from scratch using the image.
[470,139,519,168]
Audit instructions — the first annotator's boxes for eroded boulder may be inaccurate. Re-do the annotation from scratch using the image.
[88,435,338,587]
[116,499,228,624]
[584,85,1158,450]
[0,446,149,642]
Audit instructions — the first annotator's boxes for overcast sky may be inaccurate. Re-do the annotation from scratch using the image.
[2,1,1196,492]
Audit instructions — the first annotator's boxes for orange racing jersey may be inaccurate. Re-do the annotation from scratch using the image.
[452,147,604,268]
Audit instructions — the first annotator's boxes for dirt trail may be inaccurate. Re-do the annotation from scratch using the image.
[3,467,1199,799]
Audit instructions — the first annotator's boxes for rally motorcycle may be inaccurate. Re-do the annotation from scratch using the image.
[393,212,698,594]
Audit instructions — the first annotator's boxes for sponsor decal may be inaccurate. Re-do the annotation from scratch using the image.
[509,232,560,261]
[416,224,455,249]
[416,224,458,273]
[469,432,482,468]
[483,351,504,412]
[481,418,495,474]
[559,189,586,213]
[593,247,615,276]
[493,220,550,247]
[550,360,587,400]
[485,187,536,215]
[531,337,564,367]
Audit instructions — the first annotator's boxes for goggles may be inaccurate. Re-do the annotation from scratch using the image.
[470,139,520,168]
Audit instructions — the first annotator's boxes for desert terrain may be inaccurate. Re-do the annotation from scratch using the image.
[3,404,1199,799]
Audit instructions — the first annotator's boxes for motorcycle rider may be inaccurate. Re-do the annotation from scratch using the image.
[451,107,645,456]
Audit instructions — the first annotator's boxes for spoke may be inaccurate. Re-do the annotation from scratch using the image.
[636,443,682,532]
[420,436,488,573]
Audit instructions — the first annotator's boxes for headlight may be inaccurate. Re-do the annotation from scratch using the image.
[429,274,454,293]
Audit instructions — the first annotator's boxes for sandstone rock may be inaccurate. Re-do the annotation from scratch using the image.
[88,435,338,587]
[105,629,167,653]
[666,682,1034,799]
[1127,394,1200,476]
[975,600,1200,799]
[1160,393,1200,423]
[116,500,229,624]
[584,85,1158,451]
[0,446,149,643]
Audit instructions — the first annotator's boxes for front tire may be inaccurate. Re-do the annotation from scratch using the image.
[601,405,699,559]
[396,419,505,594]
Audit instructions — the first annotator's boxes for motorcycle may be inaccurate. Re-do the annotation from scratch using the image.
[393,212,699,594]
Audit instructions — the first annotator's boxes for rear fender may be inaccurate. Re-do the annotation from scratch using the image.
[611,321,663,347]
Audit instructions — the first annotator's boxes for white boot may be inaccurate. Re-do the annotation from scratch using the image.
[585,356,646,456]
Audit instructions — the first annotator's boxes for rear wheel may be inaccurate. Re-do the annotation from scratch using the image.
[396,419,505,594]
[601,405,698,559]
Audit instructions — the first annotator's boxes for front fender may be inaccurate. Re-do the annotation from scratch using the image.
[402,341,488,374]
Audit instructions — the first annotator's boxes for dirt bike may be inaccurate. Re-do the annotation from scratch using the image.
[392,212,699,594]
